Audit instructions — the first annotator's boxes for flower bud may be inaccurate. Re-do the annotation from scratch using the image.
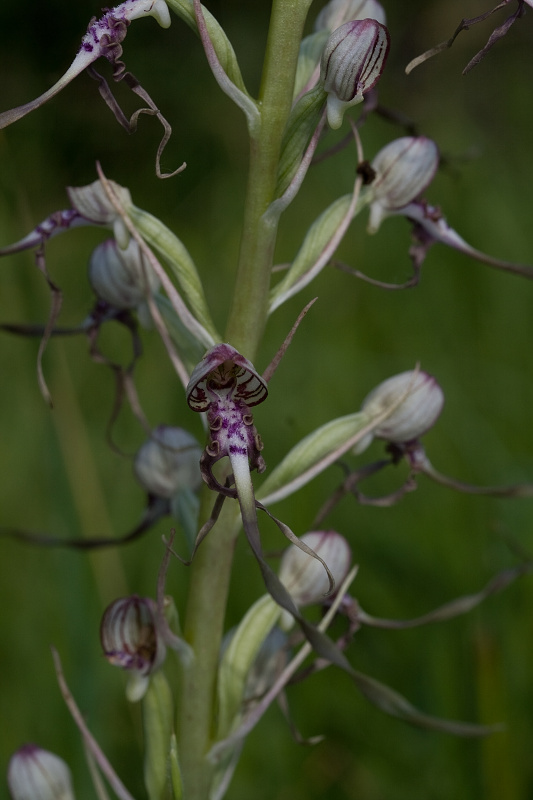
[320,19,390,129]
[315,0,386,34]
[100,595,166,700]
[279,530,352,607]
[134,426,202,498]
[367,137,439,233]
[358,370,444,450]
[67,179,132,248]
[8,745,75,800]
[88,238,160,310]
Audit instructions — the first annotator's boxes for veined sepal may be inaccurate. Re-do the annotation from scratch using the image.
[216,595,282,740]
[129,205,219,341]
[269,191,360,313]
[142,670,176,800]
[165,0,250,97]
[275,85,327,199]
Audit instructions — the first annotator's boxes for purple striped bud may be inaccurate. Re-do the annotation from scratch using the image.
[320,18,390,129]
[8,745,75,800]
[357,370,444,452]
[100,595,166,700]
[367,137,439,233]
[315,0,386,34]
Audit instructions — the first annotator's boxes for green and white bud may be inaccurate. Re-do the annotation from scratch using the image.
[278,530,352,628]
[320,18,390,129]
[134,426,202,498]
[355,370,445,454]
[67,179,132,248]
[8,745,75,800]
[366,137,439,233]
[88,238,160,310]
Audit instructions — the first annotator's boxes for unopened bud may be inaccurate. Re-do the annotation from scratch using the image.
[100,595,166,700]
[367,137,439,233]
[358,370,444,451]
[67,180,132,248]
[279,530,352,608]
[8,745,75,800]
[315,0,386,34]
[134,426,202,498]
[88,238,160,310]
[320,19,390,129]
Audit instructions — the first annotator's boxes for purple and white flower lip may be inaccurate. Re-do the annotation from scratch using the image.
[320,18,390,129]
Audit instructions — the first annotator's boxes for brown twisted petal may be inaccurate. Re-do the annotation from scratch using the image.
[186,343,268,411]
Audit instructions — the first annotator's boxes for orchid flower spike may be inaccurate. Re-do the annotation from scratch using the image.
[0,1,170,131]
[320,18,390,129]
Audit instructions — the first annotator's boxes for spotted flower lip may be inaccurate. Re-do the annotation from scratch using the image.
[320,18,390,129]
[7,744,76,800]
[186,343,268,412]
[367,137,440,234]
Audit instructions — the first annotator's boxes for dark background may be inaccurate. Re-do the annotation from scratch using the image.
[1,1,533,798]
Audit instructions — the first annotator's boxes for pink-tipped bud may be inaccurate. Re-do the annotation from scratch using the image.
[367,137,439,233]
[8,745,75,800]
[320,18,390,129]
[100,595,166,699]
[359,370,444,450]
[315,0,386,34]
[88,238,159,310]
[134,426,202,498]
[279,530,352,607]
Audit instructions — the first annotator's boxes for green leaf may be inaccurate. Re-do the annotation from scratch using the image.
[257,411,372,504]
[165,0,249,94]
[275,85,326,198]
[143,671,175,800]
[130,205,220,341]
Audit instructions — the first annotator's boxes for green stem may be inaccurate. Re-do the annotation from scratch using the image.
[176,2,313,798]
[225,0,314,357]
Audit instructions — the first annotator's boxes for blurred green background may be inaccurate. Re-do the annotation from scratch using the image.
[1,0,533,798]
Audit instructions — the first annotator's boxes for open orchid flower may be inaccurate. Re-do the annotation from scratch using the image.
[0,0,183,178]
